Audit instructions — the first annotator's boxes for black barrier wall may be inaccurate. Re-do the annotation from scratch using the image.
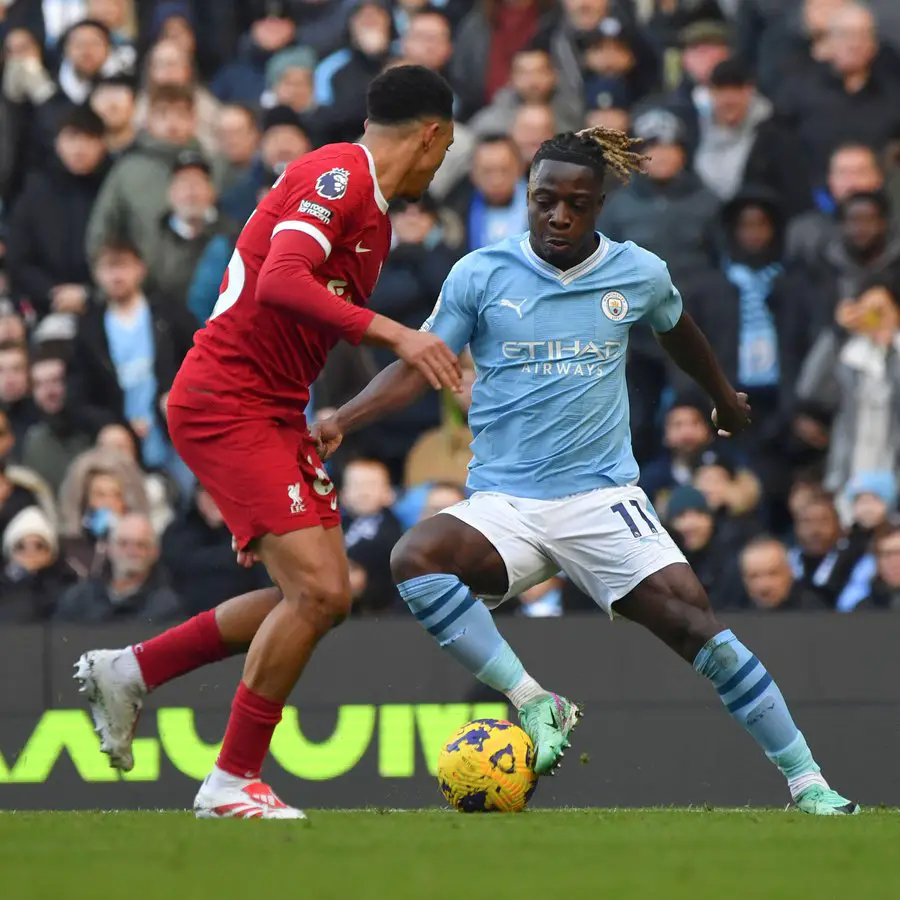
[1,614,898,810]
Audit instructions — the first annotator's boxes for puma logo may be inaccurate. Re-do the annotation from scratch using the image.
[500,298,527,318]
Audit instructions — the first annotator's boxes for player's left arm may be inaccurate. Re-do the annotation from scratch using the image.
[646,261,751,437]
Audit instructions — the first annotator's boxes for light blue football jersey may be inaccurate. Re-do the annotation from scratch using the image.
[421,232,683,499]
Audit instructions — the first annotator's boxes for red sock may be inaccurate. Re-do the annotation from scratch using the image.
[133,610,230,690]
[216,682,284,779]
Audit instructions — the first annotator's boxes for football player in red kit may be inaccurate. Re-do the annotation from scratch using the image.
[75,65,459,819]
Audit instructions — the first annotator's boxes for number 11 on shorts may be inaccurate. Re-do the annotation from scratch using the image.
[611,500,659,538]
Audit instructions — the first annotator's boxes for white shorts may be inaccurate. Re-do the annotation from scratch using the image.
[440,484,686,618]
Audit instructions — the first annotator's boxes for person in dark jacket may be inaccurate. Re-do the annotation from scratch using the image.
[0,341,38,453]
[313,0,393,144]
[7,105,110,320]
[162,485,270,615]
[599,106,719,461]
[21,351,107,495]
[858,524,900,610]
[355,195,458,480]
[68,239,195,473]
[774,3,900,188]
[0,505,78,623]
[209,8,298,104]
[693,58,811,217]
[55,512,183,624]
[148,150,241,317]
[738,535,828,611]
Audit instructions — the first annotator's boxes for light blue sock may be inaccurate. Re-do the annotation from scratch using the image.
[694,630,821,783]
[397,574,528,694]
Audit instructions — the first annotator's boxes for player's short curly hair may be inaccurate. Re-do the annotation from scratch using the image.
[367,64,454,126]
[532,127,648,187]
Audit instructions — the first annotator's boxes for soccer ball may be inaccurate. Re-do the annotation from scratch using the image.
[437,719,538,813]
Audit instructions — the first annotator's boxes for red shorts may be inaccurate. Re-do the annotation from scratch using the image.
[167,394,340,549]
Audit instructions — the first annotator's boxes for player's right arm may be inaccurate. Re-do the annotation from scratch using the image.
[256,164,460,391]
[314,259,479,458]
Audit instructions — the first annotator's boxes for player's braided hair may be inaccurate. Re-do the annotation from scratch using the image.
[531,127,648,186]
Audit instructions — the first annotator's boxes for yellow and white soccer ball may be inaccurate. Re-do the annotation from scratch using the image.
[437,719,539,812]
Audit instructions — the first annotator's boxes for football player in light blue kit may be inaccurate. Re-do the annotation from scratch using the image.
[317,127,857,814]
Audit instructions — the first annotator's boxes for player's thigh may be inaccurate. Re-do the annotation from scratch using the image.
[258,525,351,617]
[544,485,687,617]
[398,492,558,608]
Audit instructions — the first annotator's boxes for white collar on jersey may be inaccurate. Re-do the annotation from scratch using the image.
[356,143,389,214]
[519,233,611,285]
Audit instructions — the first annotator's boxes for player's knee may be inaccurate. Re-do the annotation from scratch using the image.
[285,577,351,632]
[391,529,443,583]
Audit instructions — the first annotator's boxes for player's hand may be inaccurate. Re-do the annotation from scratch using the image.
[232,536,260,568]
[712,392,751,438]
[392,328,461,392]
[311,415,344,461]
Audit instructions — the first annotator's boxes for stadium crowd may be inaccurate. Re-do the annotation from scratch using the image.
[2,0,900,621]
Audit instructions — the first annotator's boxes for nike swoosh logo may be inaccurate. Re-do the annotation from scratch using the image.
[355,242,371,253]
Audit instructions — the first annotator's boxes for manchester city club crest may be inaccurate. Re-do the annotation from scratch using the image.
[601,290,629,321]
[315,167,350,200]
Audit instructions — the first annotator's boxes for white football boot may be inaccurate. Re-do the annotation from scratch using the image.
[193,770,307,820]
[74,648,146,772]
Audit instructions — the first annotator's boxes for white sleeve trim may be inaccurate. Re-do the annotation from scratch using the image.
[271,220,332,258]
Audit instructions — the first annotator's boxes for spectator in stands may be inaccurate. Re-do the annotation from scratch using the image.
[215,104,260,193]
[210,6,298,105]
[134,39,221,155]
[314,0,393,144]
[0,340,37,449]
[341,458,404,615]
[57,446,150,577]
[405,350,475,487]
[55,18,115,105]
[420,481,467,520]
[3,0,88,55]
[0,406,55,546]
[676,188,801,493]
[21,351,103,494]
[220,105,311,223]
[579,15,658,114]
[7,105,109,320]
[0,310,26,345]
[665,484,740,607]
[90,74,136,156]
[450,134,527,252]
[644,0,726,59]
[86,83,226,269]
[357,196,456,479]
[87,0,138,76]
[150,1,197,56]
[68,239,195,473]
[264,47,318,129]
[584,100,630,141]
[693,449,762,541]
[694,58,810,217]
[469,45,583,138]
[400,7,454,79]
[94,422,177,534]
[787,143,886,267]
[450,0,559,122]
[0,506,77,623]
[550,0,618,106]
[149,150,239,317]
[55,511,182,623]
[671,19,733,122]
[510,101,555,170]
[775,2,900,186]
[739,536,825,610]
[859,524,900,609]
[796,277,900,494]
[162,484,269,615]
[789,493,867,608]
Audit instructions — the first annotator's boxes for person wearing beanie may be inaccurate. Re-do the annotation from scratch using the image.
[0,506,78,623]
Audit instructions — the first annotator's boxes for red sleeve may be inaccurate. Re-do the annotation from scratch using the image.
[257,234,375,344]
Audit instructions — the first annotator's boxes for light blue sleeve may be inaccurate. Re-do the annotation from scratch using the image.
[643,254,684,334]
[419,258,479,354]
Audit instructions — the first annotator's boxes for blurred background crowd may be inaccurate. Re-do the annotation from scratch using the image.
[2,0,900,623]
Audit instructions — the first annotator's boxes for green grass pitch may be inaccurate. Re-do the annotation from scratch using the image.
[2,809,899,900]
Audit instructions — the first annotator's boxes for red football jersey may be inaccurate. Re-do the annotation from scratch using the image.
[174,142,391,417]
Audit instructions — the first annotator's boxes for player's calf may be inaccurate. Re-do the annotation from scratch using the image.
[391,520,578,775]
[618,564,858,815]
